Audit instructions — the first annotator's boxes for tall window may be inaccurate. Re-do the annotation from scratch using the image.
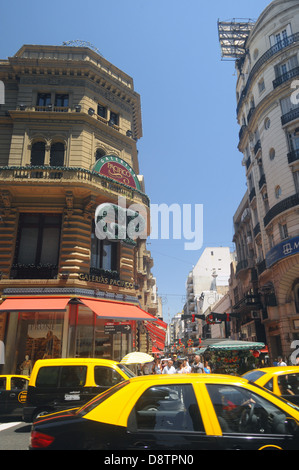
[14,214,61,267]
[55,94,69,107]
[31,141,45,166]
[91,222,118,272]
[50,142,65,166]
[36,93,51,107]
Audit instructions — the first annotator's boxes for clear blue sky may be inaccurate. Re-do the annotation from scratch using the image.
[0,0,271,322]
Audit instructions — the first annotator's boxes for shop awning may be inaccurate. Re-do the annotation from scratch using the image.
[79,298,158,321]
[0,297,71,312]
[144,318,167,352]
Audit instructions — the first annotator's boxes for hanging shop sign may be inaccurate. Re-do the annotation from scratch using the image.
[92,155,141,190]
[104,322,132,334]
[266,235,299,268]
[78,272,135,289]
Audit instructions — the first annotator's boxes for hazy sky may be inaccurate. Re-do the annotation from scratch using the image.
[0,0,272,321]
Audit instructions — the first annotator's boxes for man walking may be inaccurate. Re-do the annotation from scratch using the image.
[162,359,176,374]
[191,355,204,373]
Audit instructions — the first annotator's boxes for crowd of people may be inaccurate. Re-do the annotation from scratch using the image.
[140,354,211,375]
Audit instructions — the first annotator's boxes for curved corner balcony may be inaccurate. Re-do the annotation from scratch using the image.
[0,165,150,207]
[281,107,299,126]
[264,192,299,227]
[237,32,299,116]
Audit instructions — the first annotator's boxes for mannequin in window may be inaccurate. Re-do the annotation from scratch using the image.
[20,355,32,376]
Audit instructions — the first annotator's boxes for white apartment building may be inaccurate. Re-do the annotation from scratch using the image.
[232,0,299,360]
[185,247,234,341]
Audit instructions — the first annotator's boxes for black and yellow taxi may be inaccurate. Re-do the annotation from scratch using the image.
[0,375,29,419]
[23,358,135,422]
[243,366,299,404]
[30,374,299,450]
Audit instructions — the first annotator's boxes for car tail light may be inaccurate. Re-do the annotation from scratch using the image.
[31,431,55,448]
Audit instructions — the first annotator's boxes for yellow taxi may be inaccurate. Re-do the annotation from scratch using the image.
[23,358,135,422]
[0,375,29,419]
[30,373,299,450]
[243,366,299,405]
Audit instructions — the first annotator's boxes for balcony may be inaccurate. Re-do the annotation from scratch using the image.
[239,125,247,142]
[0,166,150,207]
[253,222,261,238]
[273,66,299,89]
[281,107,299,126]
[247,106,255,123]
[10,264,58,280]
[258,174,266,190]
[288,149,299,164]
[264,192,299,227]
[249,187,256,203]
[236,259,248,275]
[254,140,261,156]
[237,32,299,115]
[245,157,251,170]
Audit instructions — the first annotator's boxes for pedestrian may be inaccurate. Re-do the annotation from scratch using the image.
[204,361,211,374]
[177,361,184,373]
[182,359,191,373]
[152,358,162,374]
[162,359,176,374]
[277,356,287,366]
[191,355,204,373]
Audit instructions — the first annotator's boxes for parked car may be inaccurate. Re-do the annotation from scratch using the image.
[242,366,299,404]
[0,375,29,419]
[23,357,135,422]
[30,373,299,450]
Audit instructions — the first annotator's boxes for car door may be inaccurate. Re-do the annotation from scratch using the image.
[206,383,297,450]
[126,383,218,450]
[5,376,29,416]
[276,373,299,405]
[0,377,7,416]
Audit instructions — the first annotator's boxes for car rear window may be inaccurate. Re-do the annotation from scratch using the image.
[36,366,87,388]
[242,370,266,382]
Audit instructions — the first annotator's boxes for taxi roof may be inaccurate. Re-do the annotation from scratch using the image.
[125,373,250,386]
[246,366,299,376]
[32,358,122,367]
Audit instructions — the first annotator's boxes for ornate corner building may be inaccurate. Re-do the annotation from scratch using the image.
[220,0,299,361]
[0,44,162,373]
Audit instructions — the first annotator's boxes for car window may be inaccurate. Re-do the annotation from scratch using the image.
[278,374,299,396]
[94,366,124,387]
[117,364,135,378]
[11,377,28,390]
[36,367,60,388]
[0,377,6,390]
[128,384,204,432]
[207,384,290,435]
[242,370,267,382]
[263,378,273,392]
[60,366,87,387]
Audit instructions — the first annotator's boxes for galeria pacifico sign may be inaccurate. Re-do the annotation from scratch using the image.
[78,272,135,289]
[92,155,141,190]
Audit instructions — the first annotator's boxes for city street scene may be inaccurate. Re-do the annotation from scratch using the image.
[1,0,299,455]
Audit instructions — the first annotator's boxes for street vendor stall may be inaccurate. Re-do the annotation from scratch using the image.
[195,339,265,375]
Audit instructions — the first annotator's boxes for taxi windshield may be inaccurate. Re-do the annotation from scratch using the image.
[76,380,130,417]
[117,364,135,378]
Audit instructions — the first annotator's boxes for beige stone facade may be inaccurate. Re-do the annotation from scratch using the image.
[0,44,159,372]
[235,0,299,361]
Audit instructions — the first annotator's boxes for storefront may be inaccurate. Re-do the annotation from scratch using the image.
[0,290,158,374]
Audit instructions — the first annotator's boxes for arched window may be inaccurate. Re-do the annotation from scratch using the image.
[95,148,106,161]
[31,141,46,166]
[50,142,65,166]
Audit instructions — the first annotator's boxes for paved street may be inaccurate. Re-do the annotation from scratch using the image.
[0,421,31,450]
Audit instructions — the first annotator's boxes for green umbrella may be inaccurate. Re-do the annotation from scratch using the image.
[195,339,264,352]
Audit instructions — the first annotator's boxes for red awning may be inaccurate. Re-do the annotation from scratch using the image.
[145,320,166,351]
[0,297,70,312]
[79,298,157,321]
